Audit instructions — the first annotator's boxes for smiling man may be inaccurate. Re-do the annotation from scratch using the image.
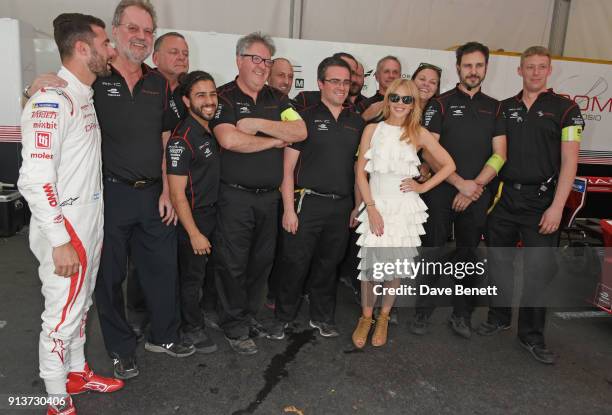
[210,32,307,355]
[267,56,365,341]
[268,57,294,96]
[18,12,122,415]
[167,71,220,355]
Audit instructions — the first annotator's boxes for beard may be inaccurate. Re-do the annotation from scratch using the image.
[191,104,216,121]
[116,38,151,64]
[462,75,483,90]
[87,48,112,77]
[349,82,363,97]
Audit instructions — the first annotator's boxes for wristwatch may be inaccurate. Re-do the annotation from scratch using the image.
[23,85,32,100]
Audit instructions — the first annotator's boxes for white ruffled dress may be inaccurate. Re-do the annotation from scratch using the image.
[356,122,429,281]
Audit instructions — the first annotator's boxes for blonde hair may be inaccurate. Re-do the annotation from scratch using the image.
[381,79,422,142]
[520,46,551,65]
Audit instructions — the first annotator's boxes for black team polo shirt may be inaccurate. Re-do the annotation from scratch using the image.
[424,86,505,180]
[166,115,220,209]
[210,79,299,189]
[292,101,365,196]
[499,89,585,184]
[94,64,179,182]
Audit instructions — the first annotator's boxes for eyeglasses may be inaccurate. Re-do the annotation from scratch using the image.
[241,54,274,67]
[388,93,415,104]
[117,23,155,37]
[323,79,351,87]
[417,62,442,76]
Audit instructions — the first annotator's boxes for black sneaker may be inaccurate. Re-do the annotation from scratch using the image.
[225,336,258,355]
[409,314,430,335]
[518,337,555,365]
[448,314,471,339]
[248,317,268,338]
[475,320,511,336]
[266,320,289,340]
[144,341,196,357]
[309,320,339,338]
[183,329,218,354]
[111,353,139,380]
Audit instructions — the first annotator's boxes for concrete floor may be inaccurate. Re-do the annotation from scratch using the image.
[1,230,611,415]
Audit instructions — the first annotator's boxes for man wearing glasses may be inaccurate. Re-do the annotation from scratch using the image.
[292,52,359,111]
[28,0,196,378]
[210,32,307,355]
[266,56,365,340]
[411,42,507,339]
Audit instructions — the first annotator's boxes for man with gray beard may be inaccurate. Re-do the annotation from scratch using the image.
[28,0,195,380]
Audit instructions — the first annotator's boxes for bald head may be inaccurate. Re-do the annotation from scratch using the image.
[268,57,294,95]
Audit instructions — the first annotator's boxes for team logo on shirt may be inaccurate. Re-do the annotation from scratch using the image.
[315,119,330,131]
[106,87,120,97]
[168,142,184,167]
[452,109,463,116]
[508,111,523,123]
[214,103,223,119]
[35,131,51,149]
[239,106,251,114]
[59,197,79,207]
[199,142,213,158]
[32,102,59,109]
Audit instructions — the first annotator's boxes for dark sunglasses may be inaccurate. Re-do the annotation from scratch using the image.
[388,93,414,104]
[417,62,442,76]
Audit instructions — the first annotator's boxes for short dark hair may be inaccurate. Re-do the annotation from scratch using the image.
[456,41,489,66]
[179,70,215,97]
[332,52,356,65]
[53,13,106,60]
[317,56,351,82]
[154,32,186,52]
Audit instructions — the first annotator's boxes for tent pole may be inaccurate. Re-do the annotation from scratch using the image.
[548,0,571,55]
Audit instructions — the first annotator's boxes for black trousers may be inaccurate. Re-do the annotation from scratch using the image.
[213,185,280,339]
[275,195,352,324]
[338,227,361,293]
[95,181,180,357]
[266,202,286,302]
[415,182,490,319]
[486,184,558,345]
[177,207,216,332]
[126,260,148,328]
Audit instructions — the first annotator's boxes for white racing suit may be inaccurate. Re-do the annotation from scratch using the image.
[18,67,103,392]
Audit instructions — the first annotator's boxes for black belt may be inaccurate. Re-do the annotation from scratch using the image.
[223,182,277,194]
[294,188,345,214]
[503,176,556,195]
[504,181,541,191]
[105,175,160,189]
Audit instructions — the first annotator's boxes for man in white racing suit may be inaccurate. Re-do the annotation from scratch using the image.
[18,13,123,415]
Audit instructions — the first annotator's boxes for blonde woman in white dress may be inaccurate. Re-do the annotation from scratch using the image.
[353,79,455,348]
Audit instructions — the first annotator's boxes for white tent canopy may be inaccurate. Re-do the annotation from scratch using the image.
[1,0,610,60]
